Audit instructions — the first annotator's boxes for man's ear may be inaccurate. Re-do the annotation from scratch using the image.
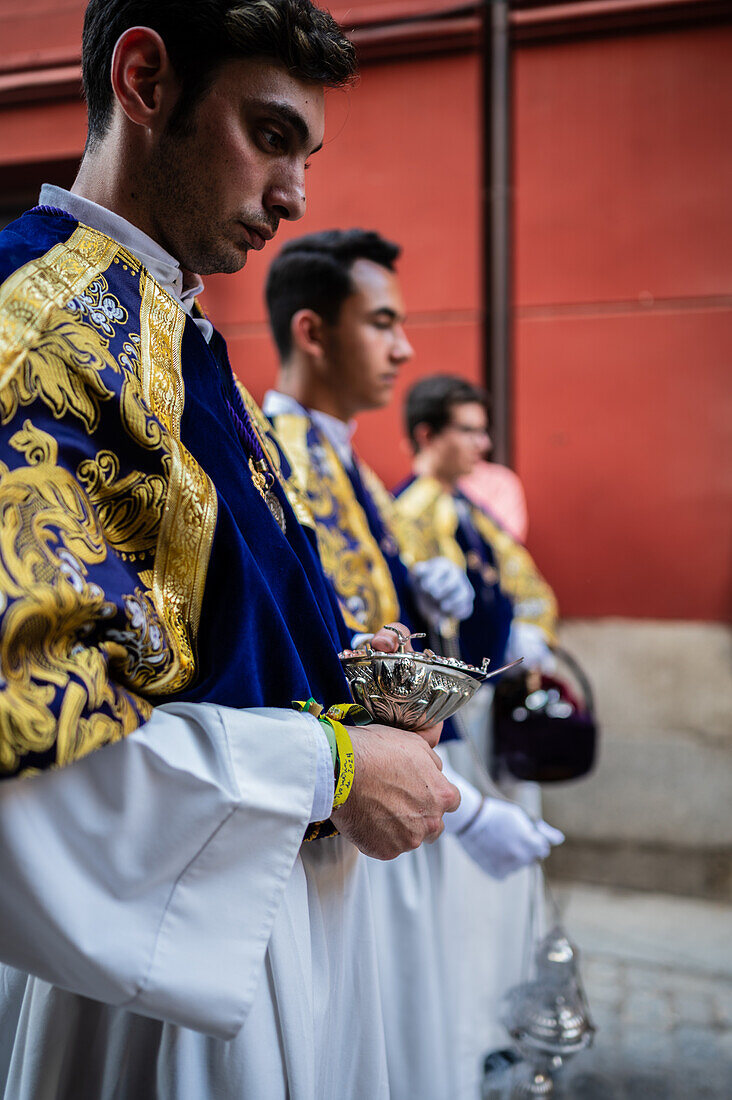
[291,310,327,362]
[110,27,180,130]
[412,422,434,452]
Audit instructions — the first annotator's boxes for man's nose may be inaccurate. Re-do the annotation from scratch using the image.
[265,166,307,222]
[392,325,414,364]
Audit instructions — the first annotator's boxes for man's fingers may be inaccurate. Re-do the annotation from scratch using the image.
[429,747,444,771]
[425,820,446,844]
[442,778,461,814]
[417,720,443,748]
[370,621,411,652]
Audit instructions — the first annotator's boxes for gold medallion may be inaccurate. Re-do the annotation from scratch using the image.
[249,458,286,532]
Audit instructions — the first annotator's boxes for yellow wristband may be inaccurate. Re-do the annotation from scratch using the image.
[322,717,355,809]
[324,702,372,726]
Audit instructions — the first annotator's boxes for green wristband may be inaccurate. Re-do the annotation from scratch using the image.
[317,716,338,770]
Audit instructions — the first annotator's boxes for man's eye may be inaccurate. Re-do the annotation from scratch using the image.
[260,129,285,151]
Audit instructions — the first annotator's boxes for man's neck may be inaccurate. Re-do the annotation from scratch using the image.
[276,370,353,425]
[71,151,202,294]
[412,452,456,494]
[74,150,145,233]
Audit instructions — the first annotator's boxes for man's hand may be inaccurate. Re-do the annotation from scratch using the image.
[331,723,461,860]
[409,557,474,627]
[456,799,564,879]
[439,760,564,878]
[505,621,555,674]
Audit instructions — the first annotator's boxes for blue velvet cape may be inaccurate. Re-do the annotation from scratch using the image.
[0,208,350,779]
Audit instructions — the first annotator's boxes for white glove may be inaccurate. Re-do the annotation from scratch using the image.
[442,763,564,879]
[506,621,555,673]
[409,557,475,627]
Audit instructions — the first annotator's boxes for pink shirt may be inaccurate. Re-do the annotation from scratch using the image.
[458,461,529,543]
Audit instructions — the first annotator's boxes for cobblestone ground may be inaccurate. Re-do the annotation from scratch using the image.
[555,951,732,1099]
[484,884,732,1099]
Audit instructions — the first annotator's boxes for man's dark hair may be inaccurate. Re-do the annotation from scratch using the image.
[405,374,489,451]
[82,0,357,148]
[265,228,401,361]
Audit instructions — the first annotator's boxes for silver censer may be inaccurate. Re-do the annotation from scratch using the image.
[339,626,521,731]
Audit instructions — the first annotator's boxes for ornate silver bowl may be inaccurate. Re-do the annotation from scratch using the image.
[338,627,520,731]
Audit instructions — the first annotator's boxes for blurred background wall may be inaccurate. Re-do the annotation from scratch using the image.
[1,0,730,897]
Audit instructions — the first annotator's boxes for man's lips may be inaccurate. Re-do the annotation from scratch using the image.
[239,223,275,251]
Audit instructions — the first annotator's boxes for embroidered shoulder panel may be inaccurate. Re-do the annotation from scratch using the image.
[396,476,558,643]
[470,505,558,643]
[0,225,218,776]
[394,476,467,570]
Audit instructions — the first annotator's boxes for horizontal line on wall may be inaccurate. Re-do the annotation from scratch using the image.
[516,294,732,320]
[217,309,482,339]
[1,0,729,107]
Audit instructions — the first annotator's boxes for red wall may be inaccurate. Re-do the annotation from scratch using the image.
[513,25,732,620]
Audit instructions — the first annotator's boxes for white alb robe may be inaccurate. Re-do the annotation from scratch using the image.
[0,703,389,1099]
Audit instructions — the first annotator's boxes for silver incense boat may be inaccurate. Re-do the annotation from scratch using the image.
[338,626,520,731]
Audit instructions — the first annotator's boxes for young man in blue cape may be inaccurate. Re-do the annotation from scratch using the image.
[0,5,461,1098]
[261,229,563,1099]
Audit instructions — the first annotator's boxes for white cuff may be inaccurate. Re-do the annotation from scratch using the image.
[310,717,336,822]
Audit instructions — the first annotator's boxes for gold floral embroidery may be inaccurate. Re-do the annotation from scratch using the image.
[272,413,400,634]
[0,225,219,774]
[0,312,121,432]
[0,421,151,774]
[0,226,118,397]
[76,449,166,559]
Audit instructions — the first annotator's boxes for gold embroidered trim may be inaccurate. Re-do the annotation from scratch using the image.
[0,226,119,392]
[139,272,218,690]
[273,413,400,634]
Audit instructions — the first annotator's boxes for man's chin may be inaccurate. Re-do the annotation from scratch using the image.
[194,242,251,276]
[372,384,396,410]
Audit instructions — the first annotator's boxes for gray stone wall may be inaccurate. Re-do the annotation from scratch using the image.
[541,619,732,899]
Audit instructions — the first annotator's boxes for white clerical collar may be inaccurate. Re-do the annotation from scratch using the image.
[262,390,357,470]
[39,183,213,342]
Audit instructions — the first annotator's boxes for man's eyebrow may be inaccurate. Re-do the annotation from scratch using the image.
[370,307,404,322]
[248,98,323,155]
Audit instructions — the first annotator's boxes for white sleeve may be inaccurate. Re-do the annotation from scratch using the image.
[0,701,323,1039]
